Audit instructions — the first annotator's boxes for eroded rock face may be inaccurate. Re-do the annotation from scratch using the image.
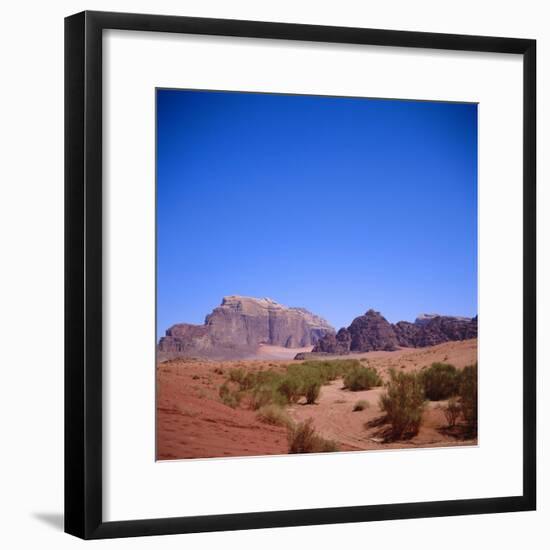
[158,296,334,360]
[312,311,477,354]
[393,321,419,347]
[311,309,400,354]
[409,314,477,347]
[311,327,352,354]
[348,309,400,352]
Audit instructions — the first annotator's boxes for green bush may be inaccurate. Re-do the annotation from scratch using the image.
[288,419,339,453]
[229,368,258,390]
[379,370,426,439]
[219,382,242,409]
[221,359,364,411]
[253,369,282,387]
[420,363,460,401]
[256,405,294,428]
[250,383,288,410]
[291,359,361,384]
[281,368,323,405]
[353,399,370,412]
[285,361,351,404]
[303,377,322,404]
[228,368,246,384]
[278,374,303,404]
[459,364,478,433]
[442,396,461,428]
[343,366,382,391]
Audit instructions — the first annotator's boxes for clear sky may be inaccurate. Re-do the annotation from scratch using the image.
[156,89,477,339]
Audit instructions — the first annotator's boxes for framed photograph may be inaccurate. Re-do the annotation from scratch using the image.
[65,11,536,539]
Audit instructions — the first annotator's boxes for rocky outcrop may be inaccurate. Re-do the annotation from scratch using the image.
[409,314,477,347]
[348,309,400,352]
[311,327,352,354]
[158,296,334,360]
[393,321,419,347]
[312,310,477,354]
[393,315,478,348]
[312,310,399,353]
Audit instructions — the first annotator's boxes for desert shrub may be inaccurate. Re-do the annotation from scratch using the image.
[420,363,460,401]
[222,359,363,411]
[459,364,478,433]
[278,374,303,403]
[379,370,426,439]
[288,360,359,404]
[288,419,339,453]
[284,364,328,404]
[353,399,370,412]
[225,368,286,408]
[222,393,240,409]
[228,368,259,390]
[343,365,382,391]
[291,359,361,384]
[251,383,287,410]
[303,377,322,404]
[282,360,366,404]
[219,382,230,399]
[324,359,362,379]
[228,368,246,384]
[333,359,363,370]
[219,382,242,409]
[254,369,284,388]
[317,438,339,453]
[442,396,461,428]
[256,405,294,428]
[287,363,322,384]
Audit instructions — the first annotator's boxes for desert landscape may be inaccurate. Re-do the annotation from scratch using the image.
[156,91,478,461]
[156,296,478,460]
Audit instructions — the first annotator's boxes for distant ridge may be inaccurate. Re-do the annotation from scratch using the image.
[312,310,477,354]
[415,313,471,326]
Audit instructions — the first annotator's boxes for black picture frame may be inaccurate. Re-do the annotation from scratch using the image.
[65,10,536,540]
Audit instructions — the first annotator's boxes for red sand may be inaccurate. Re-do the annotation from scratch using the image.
[156,339,477,460]
[156,360,289,459]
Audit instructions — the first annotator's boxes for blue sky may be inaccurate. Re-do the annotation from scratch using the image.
[157,89,477,338]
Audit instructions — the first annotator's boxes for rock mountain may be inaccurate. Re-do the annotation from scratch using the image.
[312,309,477,354]
[158,296,335,360]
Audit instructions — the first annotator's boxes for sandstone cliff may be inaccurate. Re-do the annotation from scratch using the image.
[158,296,334,360]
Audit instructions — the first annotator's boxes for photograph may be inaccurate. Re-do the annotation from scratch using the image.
[155,88,478,460]
[0,1,539,545]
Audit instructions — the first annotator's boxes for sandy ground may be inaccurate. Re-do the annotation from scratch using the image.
[156,358,290,460]
[156,339,477,459]
[255,344,313,360]
[332,338,478,373]
[288,380,476,452]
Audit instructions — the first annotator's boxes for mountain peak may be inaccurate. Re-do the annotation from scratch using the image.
[365,309,382,316]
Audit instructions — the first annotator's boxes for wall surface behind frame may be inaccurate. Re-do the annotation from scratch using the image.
[0,0,546,549]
